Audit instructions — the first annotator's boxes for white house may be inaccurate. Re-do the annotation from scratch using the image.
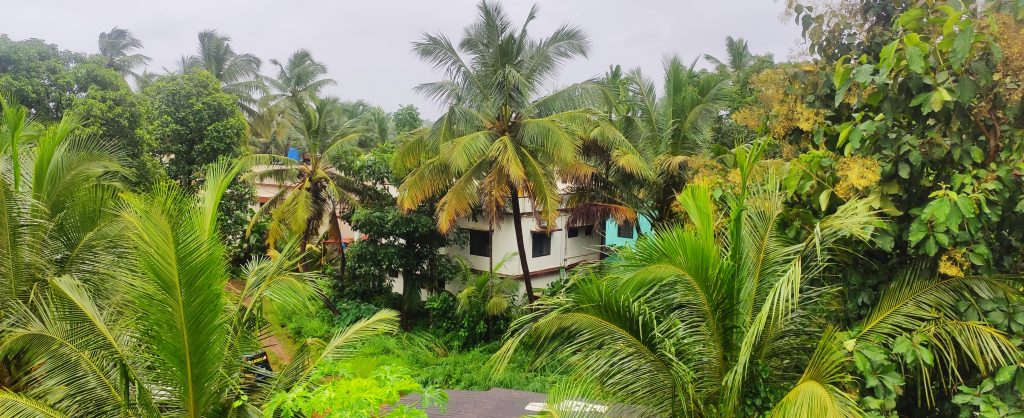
[447,194,603,295]
[253,171,604,297]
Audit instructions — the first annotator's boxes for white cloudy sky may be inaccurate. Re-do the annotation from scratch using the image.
[2,0,804,117]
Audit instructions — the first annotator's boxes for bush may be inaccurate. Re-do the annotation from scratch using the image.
[341,333,562,393]
[275,298,385,341]
[424,292,488,349]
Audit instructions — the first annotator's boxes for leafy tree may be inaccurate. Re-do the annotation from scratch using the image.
[97,27,150,77]
[788,1,1024,276]
[495,144,1020,417]
[0,36,127,121]
[69,81,160,189]
[183,30,265,118]
[392,1,634,301]
[347,204,464,324]
[392,104,423,134]
[142,71,256,269]
[143,70,248,186]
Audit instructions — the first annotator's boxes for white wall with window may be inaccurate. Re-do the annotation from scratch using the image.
[447,201,603,294]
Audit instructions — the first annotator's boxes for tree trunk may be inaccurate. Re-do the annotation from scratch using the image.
[508,183,537,303]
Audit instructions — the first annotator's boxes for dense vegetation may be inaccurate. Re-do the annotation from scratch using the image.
[0,0,1022,417]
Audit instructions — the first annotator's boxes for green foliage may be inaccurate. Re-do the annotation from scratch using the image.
[795,2,1024,274]
[345,334,562,393]
[266,363,446,418]
[143,70,248,186]
[69,86,161,189]
[275,297,383,341]
[0,35,87,120]
[392,104,423,134]
[392,0,630,301]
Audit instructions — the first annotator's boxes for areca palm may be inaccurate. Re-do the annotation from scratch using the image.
[567,57,731,231]
[183,30,265,118]
[495,144,1020,417]
[392,1,642,301]
[97,27,150,77]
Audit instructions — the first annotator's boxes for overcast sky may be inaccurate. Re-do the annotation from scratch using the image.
[2,0,804,118]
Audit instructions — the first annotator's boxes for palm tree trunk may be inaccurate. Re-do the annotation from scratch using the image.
[508,182,537,303]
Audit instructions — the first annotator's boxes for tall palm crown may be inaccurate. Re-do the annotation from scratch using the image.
[184,30,265,117]
[568,58,731,229]
[267,49,336,109]
[704,36,755,74]
[249,97,364,253]
[392,1,641,300]
[97,27,150,77]
[497,145,1020,417]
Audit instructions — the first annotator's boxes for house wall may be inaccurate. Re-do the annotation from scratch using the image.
[603,214,653,248]
[255,174,603,297]
[446,197,603,295]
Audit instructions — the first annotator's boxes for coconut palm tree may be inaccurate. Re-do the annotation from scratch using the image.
[267,49,336,110]
[97,27,151,77]
[0,155,399,417]
[392,1,643,302]
[569,57,732,230]
[248,102,291,155]
[247,97,365,269]
[704,36,755,74]
[183,30,265,118]
[495,144,1020,417]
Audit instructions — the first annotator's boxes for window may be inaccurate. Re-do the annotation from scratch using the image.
[467,229,491,257]
[617,221,634,239]
[531,231,551,257]
[568,225,595,238]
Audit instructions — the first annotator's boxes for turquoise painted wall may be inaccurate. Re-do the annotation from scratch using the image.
[603,215,652,247]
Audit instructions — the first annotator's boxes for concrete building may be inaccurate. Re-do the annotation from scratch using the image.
[253,170,605,297]
[447,195,604,295]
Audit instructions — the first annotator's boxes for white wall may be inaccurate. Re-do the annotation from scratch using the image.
[447,197,603,288]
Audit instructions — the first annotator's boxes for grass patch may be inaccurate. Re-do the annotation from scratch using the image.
[339,334,561,393]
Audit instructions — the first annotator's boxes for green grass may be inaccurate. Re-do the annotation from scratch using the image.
[338,333,562,393]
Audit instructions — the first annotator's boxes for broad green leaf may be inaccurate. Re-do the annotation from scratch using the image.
[853,64,875,83]
[898,162,910,179]
[950,26,975,70]
[970,146,984,163]
[879,41,899,75]
[833,61,852,89]
[995,365,1018,385]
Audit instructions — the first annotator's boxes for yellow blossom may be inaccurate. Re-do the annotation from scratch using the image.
[733,68,824,140]
[938,249,969,278]
[834,156,881,200]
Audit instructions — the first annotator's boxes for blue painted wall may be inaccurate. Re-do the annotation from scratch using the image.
[603,215,652,247]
